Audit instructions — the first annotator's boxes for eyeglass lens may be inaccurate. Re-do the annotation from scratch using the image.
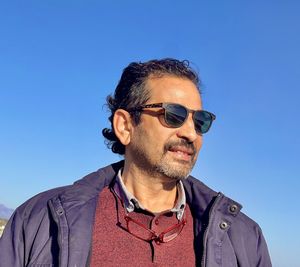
[160,221,186,242]
[165,104,187,127]
[126,217,156,241]
[194,110,213,134]
[164,104,213,134]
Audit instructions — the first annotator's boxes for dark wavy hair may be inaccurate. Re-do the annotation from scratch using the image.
[102,58,201,155]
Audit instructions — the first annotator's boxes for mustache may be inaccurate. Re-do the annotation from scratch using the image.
[164,139,196,156]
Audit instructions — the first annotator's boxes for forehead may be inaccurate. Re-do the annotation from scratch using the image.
[145,75,202,109]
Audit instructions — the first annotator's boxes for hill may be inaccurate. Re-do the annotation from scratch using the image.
[0,203,14,219]
[0,218,8,237]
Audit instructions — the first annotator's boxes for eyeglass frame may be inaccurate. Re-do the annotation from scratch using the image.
[123,204,187,244]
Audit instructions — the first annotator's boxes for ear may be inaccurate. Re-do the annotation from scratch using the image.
[113,109,133,146]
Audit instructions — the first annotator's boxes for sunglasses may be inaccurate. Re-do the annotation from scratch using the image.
[129,102,216,134]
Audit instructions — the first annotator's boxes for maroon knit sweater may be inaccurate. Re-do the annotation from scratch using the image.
[90,187,195,266]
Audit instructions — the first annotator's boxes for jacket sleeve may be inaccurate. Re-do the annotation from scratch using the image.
[256,226,272,267]
[0,210,25,267]
[227,213,272,267]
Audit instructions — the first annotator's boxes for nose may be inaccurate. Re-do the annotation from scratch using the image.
[176,114,199,143]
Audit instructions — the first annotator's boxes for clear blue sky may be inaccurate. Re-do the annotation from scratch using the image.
[0,1,299,266]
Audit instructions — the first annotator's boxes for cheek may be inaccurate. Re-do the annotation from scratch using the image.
[143,117,173,141]
[195,136,203,153]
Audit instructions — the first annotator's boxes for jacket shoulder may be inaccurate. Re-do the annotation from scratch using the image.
[12,161,121,222]
[228,211,272,266]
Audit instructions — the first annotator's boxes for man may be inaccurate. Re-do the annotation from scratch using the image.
[0,58,271,266]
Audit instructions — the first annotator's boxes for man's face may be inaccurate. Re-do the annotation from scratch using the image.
[126,75,203,181]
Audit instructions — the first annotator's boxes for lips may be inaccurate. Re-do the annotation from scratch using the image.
[169,146,194,156]
[164,140,196,162]
[168,146,195,161]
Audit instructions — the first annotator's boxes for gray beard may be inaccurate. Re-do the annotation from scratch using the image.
[131,142,197,180]
[153,158,196,180]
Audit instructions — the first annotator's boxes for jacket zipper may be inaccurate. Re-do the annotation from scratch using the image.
[201,192,222,267]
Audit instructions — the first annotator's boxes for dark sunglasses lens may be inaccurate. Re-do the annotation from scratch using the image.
[194,111,213,134]
[165,104,187,127]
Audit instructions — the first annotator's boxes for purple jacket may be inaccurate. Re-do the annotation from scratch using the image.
[0,161,272,266]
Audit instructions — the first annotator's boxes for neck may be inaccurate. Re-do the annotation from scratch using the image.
[121,161,178,213]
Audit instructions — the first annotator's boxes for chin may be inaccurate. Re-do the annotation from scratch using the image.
[156,163,193,180]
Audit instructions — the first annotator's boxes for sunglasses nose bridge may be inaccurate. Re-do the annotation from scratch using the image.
[187,109,200,132]
[176,110,198,141]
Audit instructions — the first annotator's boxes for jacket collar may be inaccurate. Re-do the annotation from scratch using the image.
[58,160,242,220]
[62,160,242,220]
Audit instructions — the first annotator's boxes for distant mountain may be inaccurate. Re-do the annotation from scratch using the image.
[0,204,14,219]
